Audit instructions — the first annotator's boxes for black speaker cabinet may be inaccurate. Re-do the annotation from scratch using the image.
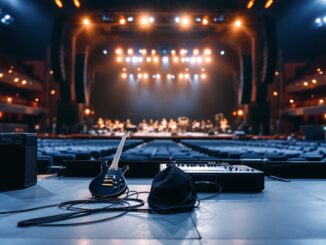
[0,133,37,190]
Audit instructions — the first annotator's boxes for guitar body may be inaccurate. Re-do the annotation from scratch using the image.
[89,162,129,198]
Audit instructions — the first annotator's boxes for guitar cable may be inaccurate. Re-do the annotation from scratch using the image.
[0,183,222,227]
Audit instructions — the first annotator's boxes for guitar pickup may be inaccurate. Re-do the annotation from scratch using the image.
[103,179,113,183]
[101,183,113,187]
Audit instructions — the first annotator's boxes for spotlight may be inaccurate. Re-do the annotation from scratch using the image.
[127,48,134,55]
[137,67,141,71]
[84,108,91,116]
[181,57,186,63]
[196,57,203,63]
[143,73,149,79]
[122,67,127,71]
[73,0,81,8]
[303,81,309,86]
[54,0,63,8]
[315,18,322,24]
[205,57,212,63]
[265,0,273,9]
[82,17,91,26]
[201,68,206,72]
[103,49,108,55]
[200,73,207,79]
[312,79,317,84]
[247,0,255,9]
[121,73,127,79]
[289,99,294,104]
[181,16,190,28]
[138,57,144,62]
[148,16,155,23]
[140,16,154,27]
[162,56,169,63]
[190,57,196,64]
[195,17,202,23]
[146,57,152,62]
[152,75,156,79]
[171,50,176,55]
[180,49,188,55]
[234,19,242,28]
[132,56,138,63]
[174,16,181,23]
[153,56,159,63]
[193,49,199,55]
[220,50,225,55]
[125,57,131,63]
[0,73,3,78]
[202,18,209,25]
[204,49,212,55]
[50,90,56,95]
[127,16,134,22]
[237,109,244,116]
[138,73,143,79]
[119,18,126,25]
[116,57,123,63]
[273,91,278,97]
[151,49,156,55]
[173,57,179,63]
[194,74,199,79]
[167,74,172,80]
[156,74,161,79]
[179,73,184,79]
[115,48,123,55]
[185,73,190,79]
[14,77,19,83]
[141,49,147,55]
[21,80,27,85]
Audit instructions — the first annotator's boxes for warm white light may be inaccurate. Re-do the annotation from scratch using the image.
[204,49,212,55]
[138,73,143,79]
[171,50,176,55]
[205,57,212,63]
[193,49,199,55]
[234,19,242,27]
[201,73,207,79]
[185,73,190,79]
[127,49,134,55]
[143,73,149,79]
[121,73,127,79]
[151,49,156,55]
[82,18,91,26]
[153,56,159,63]
[173,57,179,63]
[116,57,123,63]
[181,16,190,27]
[289,99,294,104]
[115,48,123,55]
[146,57,152,62]
[156,74,161,79]
[202,18,209,25]
[167,74,172,79]
[179,73,184,79]
[119,18,126,25]
[21,80,27,85]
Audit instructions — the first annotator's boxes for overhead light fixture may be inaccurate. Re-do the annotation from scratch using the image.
[247,0,255,9]
[265,0,273,9]
[54,0,63,8]
[73,0,81,8]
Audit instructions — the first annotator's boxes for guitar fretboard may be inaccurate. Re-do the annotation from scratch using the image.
[109,132,130,169]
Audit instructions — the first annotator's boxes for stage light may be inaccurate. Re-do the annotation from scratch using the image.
[204,49,212,55]
[171,50,176,55]
[316,18,322,24]
[202,18,209,25]
[35,98,40,103]
[127,48,134,55]
[167,74,172,79]
[319,99,324,105]
[312,79,317,84]
[50,90,56,95]
[196,57,203,63]
[180,16,191,28]
[180,49,187,55]
[205,57,212,63]
[14,77,19,83]
[82,18,91,26]
[138,57,144,63]
[323,16,326,23]
[8,69,13,74]
[73,0,81,8]
[103,49,108,55]
[162,56,169,63]
[193,49,199,55]
[119,18,126,25]
[185,57,190,63]
[153,56,159,63]
[127,16,134,22]
[201,73,207,79]
[237,109,244,116]
[146,57,152,62]
[173,57,179,63]
[195,17,201,23]
[265,0,273,9]
[21,80,27,85]
[303,81,309,86]
[132,56,138,63]
[116,57,123,63]
[121,73,127,79]
[137,67,141,71]
[151,49,156,55]
[143,73,149,79]
[178,73,184,79]
[201,68,206,72]
[140,16,154,27]
[247,0,255,9]
[289,99,294,104]
[149,17,155,23]
[194,74,199,79]
[0,73,3,78]
[174,16,181,23]
[6,97,13,104]
[220,50,225,56]
[234,19,242,28]
[181,57,186,63]
[273,91,278,97]
[84,108,91,116]
[190,57,196,64]
[54,0,63,8]
[185,68,189,72]
[122,67,127,71]
[115,48,123,55]
[275,71,279,76]
[185,73,190,79]
[156,74,161,79]
[137,73,143,79]
[141,49,147,55]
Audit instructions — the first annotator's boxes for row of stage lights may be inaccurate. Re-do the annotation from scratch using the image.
[82,15,243,29]
[315,16,326,27]
[120,73,207,80]
[113,48,217,65]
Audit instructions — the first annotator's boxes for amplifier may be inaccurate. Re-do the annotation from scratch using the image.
[0,133,37,190]
[160,162,265,192]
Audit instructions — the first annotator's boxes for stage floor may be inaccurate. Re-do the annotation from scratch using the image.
[1,177,326,244]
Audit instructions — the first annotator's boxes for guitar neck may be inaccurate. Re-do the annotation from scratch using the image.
[110,133,129,169]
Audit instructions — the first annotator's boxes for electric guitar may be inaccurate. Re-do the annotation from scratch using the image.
[89,132,131,197]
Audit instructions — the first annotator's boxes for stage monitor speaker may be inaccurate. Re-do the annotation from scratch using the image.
[0,133,37,190]
[240,55,252,104]
[75,53,88,103]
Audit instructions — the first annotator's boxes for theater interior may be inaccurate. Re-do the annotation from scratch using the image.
[1,0,326,244]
